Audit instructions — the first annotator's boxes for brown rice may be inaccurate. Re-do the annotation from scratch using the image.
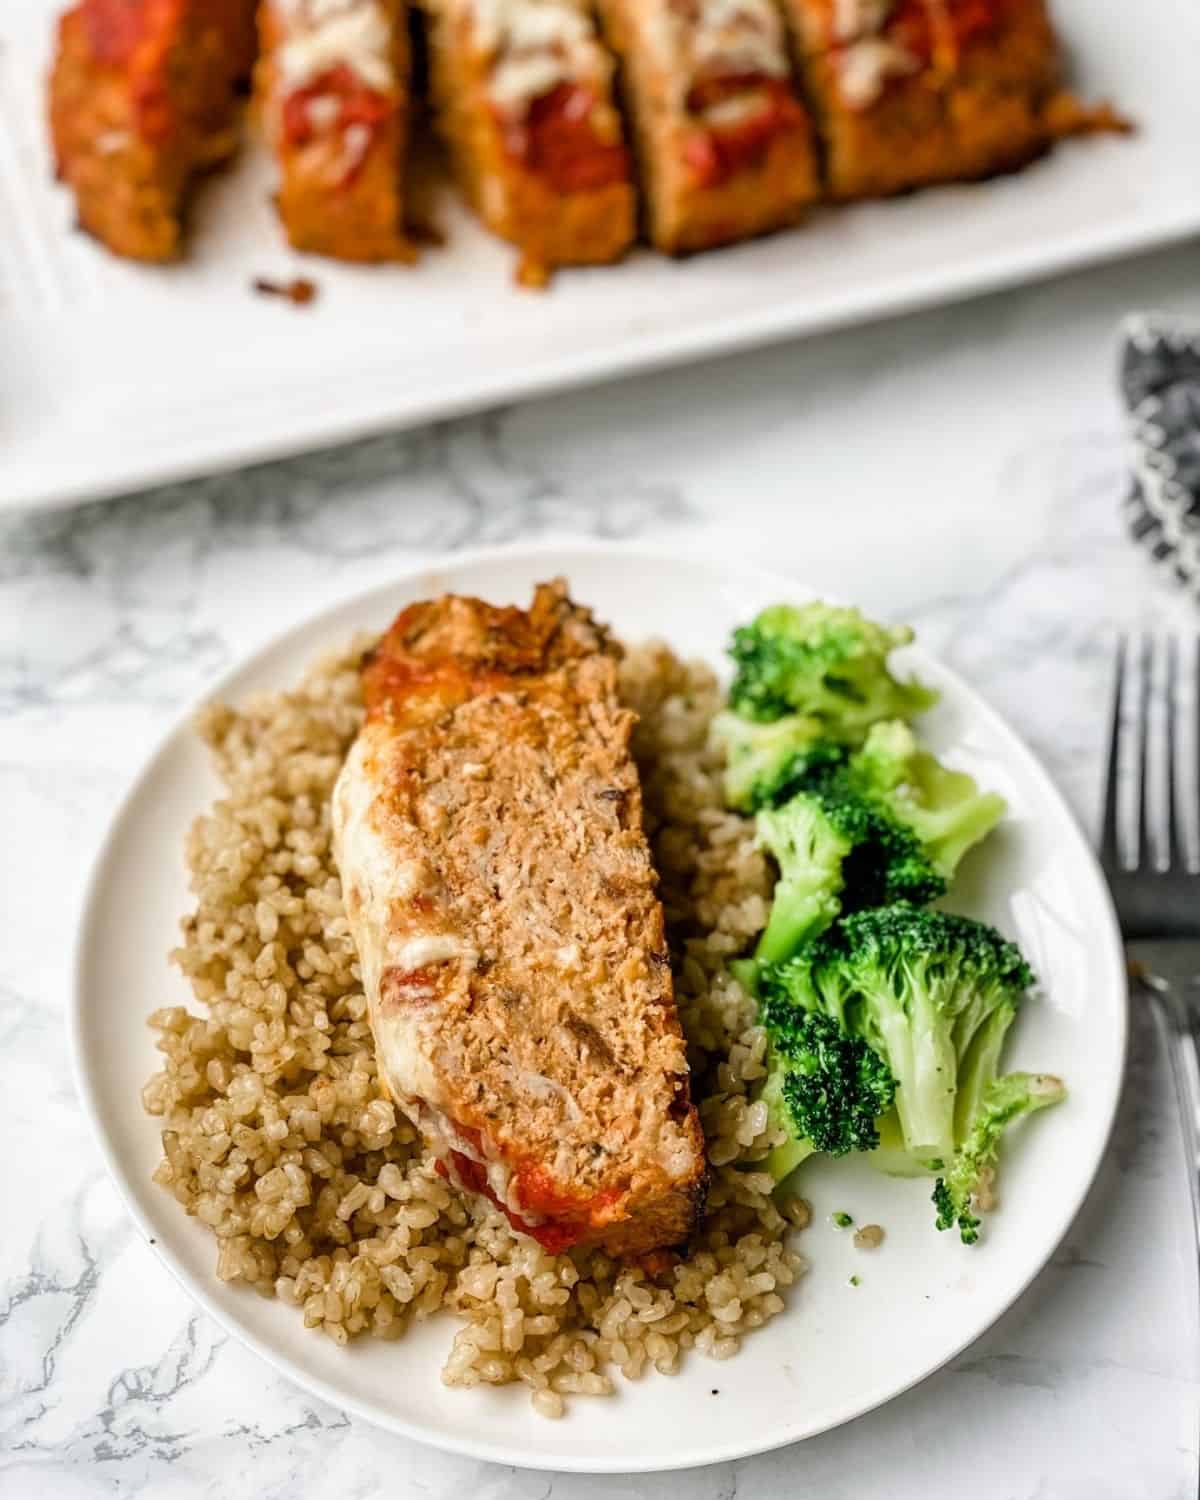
[142,634,805,1411]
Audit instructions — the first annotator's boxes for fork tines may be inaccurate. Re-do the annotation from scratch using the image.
[1102,634,1199,890]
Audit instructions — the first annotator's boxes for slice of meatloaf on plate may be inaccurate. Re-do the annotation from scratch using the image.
[49,0,257,261]
[419,0,636,283]
[778,0,1067,200]
[257,0,416,262]
[596,0,818,255]
[332,580,708,1256]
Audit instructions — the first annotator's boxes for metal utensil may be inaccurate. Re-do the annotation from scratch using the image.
[1100,633,1200,1247]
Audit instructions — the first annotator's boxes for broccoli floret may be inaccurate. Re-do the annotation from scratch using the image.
[754,796,855,963]
[753,782,945,964]
[760,905,1037,1169]
[759,1011,897,1184]
[744,723,1003,966]
[728,602,939,731]
[933,1072,1066,1244]
[761,907,1062,1241]
[760,1071,817,1184]
[710,709,834,812]
[751,729,1003,962]
[849,722,1006,882]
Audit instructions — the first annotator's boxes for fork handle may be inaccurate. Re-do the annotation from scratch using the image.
[1144,977,1200,1251]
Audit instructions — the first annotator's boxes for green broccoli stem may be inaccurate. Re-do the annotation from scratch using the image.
[952,999,1017,1142]
[766,1134,817,1185]
[934,1071,1066,1244]
[867,1109,939,1178]
[870,974,959,1165]
[755,875,841,965]
[729,957,760,995]
[760,1068,817,1185]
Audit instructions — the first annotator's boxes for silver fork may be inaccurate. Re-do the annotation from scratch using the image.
[1101,634,1200,1248]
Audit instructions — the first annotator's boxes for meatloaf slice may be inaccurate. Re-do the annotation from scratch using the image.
[596,0,818,256]
[780,0,1065,200]
[256,0,416,263]
[418,0,636,283]
[49,0,256,262]
[331,581,707,1256]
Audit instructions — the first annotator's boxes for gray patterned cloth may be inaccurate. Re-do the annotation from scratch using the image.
[1121,316,1200,590]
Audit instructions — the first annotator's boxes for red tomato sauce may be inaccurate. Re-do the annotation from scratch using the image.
[379,964,443,1010]
[83,0,182,141]
[886,0,1006,69]
[436,1152,582,1253]
[363,650,513,722]
[513,1161,623,1224]
[436,1126,626,1254]
[501,83,629,195]
[84,0,170,63]
[683,77,805,190]
[282,64,393,182]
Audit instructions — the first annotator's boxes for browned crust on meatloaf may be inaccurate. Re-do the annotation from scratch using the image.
[780,0,1068,200]
[48,2,255,262]
[333,582,707,1256]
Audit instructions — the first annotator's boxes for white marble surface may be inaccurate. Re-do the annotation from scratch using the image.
[4,242,1200,1499]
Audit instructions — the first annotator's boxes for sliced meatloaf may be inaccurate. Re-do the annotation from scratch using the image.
[256,0,416,263]
[596,0,818,255]
[419,0,636,283]
[331,580,708,1256]
[778,0,1065,200]
[49,0,256,261]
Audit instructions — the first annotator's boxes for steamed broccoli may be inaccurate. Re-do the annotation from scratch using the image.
[758,905,1052,1174]
[759,1010,897,1185]
[758,907,1064,1240]
[750,731,1005,963]
[718,613,1002,962]
[933,1072,1066,1244]
[753,792,859,962]
[728,602,939,731]
[850,721,1006,881]
[714,602,944,814]
[754,787,944,963]
[722,603,1058,1238]
[710,709,832,812]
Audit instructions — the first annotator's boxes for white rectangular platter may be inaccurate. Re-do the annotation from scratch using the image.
[3,0,1198,513]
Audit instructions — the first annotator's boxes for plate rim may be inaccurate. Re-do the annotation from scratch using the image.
[13,204,1200,514]
[69,537,1129,1472]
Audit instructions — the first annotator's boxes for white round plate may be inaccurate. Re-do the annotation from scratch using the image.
[72,542,1127,1473]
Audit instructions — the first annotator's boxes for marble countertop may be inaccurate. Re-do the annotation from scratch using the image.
[4,241,1200,1500]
